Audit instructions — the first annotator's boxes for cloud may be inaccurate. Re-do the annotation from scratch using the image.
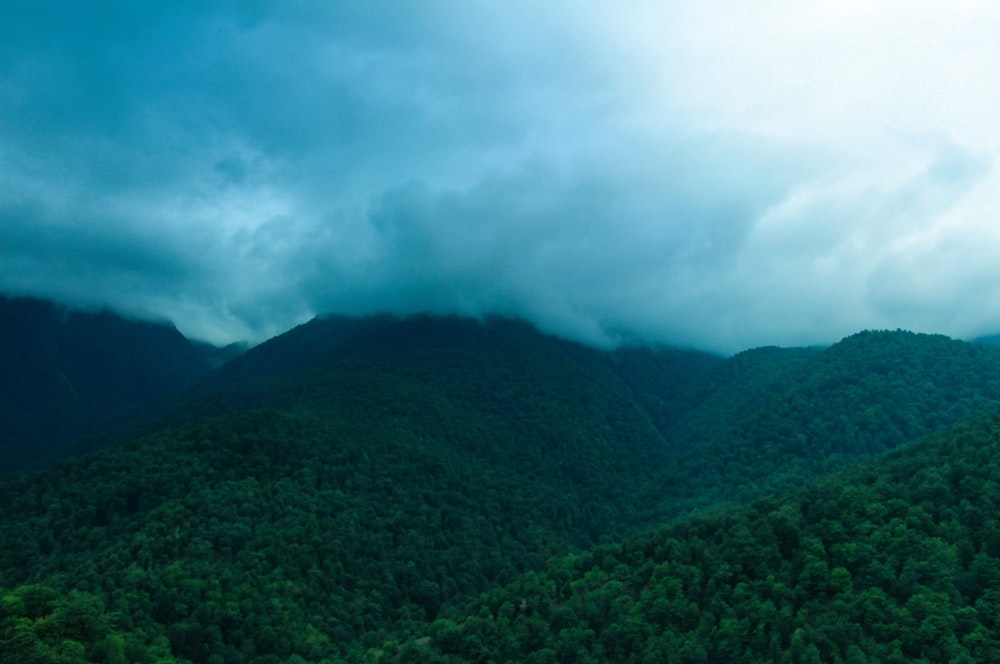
[1,1,998,352]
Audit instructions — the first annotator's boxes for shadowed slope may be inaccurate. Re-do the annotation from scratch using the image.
[0,295,212,473]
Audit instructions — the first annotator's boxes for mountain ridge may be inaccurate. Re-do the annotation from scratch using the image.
[5,307,1000,661]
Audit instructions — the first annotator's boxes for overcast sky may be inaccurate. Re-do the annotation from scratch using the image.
[2,1,998,353]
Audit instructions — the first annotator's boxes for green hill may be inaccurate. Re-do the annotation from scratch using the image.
[0,316,679,662]
[4,316,1000,662]
[634,330,1000,520]
[404,412,1000,663]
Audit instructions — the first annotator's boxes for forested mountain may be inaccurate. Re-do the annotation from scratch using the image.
[634,330,1000,520]
[0,316,682,662]
[3,313,1000,662]
[405,412,1000,663]
[180,317,1000,524]
[172,314,677,513]
[0,296,213,473]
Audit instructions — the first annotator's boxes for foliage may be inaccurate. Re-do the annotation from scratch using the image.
[0,317,678,661]
[4,316,1000,662]
[0,583,177,664]
[406,413,1000,662]
[634,330,1000,519]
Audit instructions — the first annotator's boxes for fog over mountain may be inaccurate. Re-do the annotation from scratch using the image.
[2,1,998,352]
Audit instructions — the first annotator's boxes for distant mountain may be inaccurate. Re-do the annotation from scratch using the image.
[0,295,213,473]
[190,340,250,370]
[629,330,1000,520]
[971,332,1000,347]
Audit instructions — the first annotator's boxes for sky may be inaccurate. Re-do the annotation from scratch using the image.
[2,1,999,353]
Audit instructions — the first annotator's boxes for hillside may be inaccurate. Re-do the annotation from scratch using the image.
[182,318,1000,524]
[630,330,1000,520]
[4,315,1000,662]
[403,412,1000,662]
[0,316,681,662]
[0,295,213,473]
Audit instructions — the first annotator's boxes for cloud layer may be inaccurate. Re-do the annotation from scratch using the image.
[2,1,998,352]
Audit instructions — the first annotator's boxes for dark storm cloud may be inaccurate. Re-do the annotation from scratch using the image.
[2,1,998,351]
[293,137,802,348]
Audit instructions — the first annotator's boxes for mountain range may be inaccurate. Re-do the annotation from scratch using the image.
[3,297,1000,662]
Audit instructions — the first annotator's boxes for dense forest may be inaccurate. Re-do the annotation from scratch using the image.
[0,296,213,473]
[635,329,1000,520]
[3,312,1000,662]
[402,412,1000,663]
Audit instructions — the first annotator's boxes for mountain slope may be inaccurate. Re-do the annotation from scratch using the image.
[0,316,683,662]
[632,330,1000,519]
[174,314,684,506]
[5,316,1000,662]
[404,411,1000,663]
[0,295,212,473]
